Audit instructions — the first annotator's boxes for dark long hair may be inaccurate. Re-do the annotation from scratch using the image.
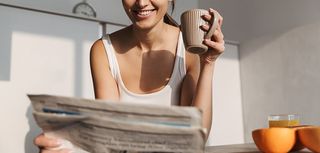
[164,0,179,27]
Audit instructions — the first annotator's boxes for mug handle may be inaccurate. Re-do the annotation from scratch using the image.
[204,10,219,39]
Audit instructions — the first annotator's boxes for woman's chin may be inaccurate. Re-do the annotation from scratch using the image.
[133,22,156,30]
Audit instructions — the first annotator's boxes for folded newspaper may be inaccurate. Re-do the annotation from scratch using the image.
[28,94,206,153]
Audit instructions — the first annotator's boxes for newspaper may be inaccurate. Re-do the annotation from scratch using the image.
[28,94,206,153]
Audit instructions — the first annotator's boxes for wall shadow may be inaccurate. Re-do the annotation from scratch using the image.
[0,13,12,81]
[25,105,41,153]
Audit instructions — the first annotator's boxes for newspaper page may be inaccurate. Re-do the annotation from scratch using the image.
[29,94,206,153]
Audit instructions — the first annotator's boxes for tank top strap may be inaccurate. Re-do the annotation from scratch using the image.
[101,34,120,81]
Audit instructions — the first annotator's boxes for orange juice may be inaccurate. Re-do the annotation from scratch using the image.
[269,119,300,127]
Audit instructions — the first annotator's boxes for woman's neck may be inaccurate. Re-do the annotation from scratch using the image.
[131,22,169,52]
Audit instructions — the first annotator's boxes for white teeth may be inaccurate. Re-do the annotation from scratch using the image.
[137,10,152,16]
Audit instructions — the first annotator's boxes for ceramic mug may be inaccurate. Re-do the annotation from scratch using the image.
[180,9,219,54]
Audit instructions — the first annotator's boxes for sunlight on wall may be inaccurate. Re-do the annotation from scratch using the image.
[0,31,77,153]
[208,44,244,146]
[11,31,76,95]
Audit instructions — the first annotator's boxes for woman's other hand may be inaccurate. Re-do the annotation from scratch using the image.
[34,133,71,153]
[200,8,225,64]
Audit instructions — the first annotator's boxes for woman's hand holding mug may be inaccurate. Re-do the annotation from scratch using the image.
[180,8,225,63]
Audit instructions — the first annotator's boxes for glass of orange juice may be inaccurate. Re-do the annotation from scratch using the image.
[268,114,300,127]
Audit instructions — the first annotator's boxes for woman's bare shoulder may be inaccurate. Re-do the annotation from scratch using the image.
[90,25,128,57]
[90,39,109,75]
[90,39,105,58]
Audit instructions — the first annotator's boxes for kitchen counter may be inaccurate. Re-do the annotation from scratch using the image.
[205,143,312,153]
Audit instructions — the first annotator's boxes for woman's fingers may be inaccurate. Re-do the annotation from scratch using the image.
[207,26,225,53]
[201,8,223,26]
[35,134,73,153]
[213,26,224,42]
[201,24,224,51]
[34,134,61,148]
[201,8,224,44]
[200,24,224,42]
[209,8,223,26]
[204,39,225,53]
[200,24,210,31]
[201,13,211,23]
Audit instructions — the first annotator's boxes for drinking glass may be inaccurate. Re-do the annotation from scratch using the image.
[268,114,300,127]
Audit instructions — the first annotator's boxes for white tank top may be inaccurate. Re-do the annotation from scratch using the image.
[101,33,186,106]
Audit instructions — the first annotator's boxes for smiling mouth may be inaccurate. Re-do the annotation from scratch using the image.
[134,9,156,17]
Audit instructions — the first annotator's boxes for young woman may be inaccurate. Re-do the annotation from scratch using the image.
[34,0,224,152]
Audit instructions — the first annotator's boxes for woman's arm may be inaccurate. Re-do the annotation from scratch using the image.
[180,8,224,138]
[180,52,215,137]
[90,39,120,101]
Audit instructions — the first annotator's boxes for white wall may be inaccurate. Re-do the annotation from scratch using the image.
[0,5,98,153]
[200,0,320,43]
[209,44,244,146]
[199,0,320,143]
[239,1,320,143]
[240,22,320,142]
